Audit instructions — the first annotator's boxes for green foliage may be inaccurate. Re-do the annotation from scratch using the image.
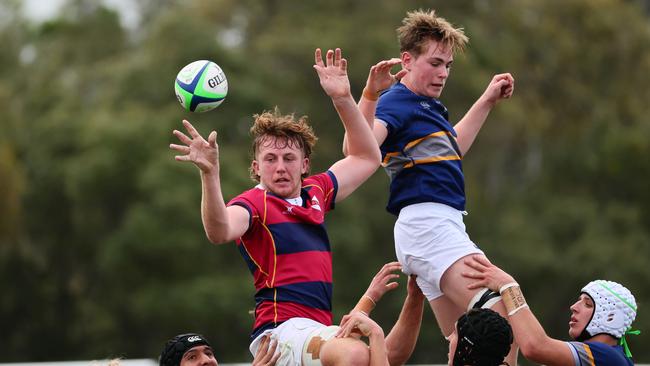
[1,0,649,364]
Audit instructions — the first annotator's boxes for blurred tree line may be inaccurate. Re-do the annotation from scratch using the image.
[1,0,649,364]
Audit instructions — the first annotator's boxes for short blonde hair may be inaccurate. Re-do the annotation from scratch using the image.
[249,107,318,182]
[397,9,469,56]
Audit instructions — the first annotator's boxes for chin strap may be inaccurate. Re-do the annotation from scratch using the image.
[620,329,641,358]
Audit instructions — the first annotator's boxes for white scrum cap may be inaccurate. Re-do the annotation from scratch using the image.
[581,280,637,339]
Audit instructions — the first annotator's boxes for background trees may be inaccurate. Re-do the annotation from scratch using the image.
[1,0,649,364]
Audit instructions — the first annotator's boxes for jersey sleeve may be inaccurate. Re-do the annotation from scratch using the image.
[375,89,406,136]
[305,171,338,212]
[227,190,258,230]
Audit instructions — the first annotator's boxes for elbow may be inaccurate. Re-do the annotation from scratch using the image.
[205,230,229,245]
[387,349,410,366]
[518,337,549,363]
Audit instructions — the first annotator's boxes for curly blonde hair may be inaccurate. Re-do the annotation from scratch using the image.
[249,107,318,182]
[397,9,469,56]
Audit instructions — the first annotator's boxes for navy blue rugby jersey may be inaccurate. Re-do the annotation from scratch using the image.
[376,82,465,215]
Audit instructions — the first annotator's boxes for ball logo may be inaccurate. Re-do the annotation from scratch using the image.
[187,336,202,342]
[208,72,226,88]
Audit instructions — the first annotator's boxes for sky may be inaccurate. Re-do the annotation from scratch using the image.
[21,0,140,29]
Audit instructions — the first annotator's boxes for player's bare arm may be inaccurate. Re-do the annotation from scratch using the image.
[170,119,249,244]
[313,48,381,202]
[454,73,515,155]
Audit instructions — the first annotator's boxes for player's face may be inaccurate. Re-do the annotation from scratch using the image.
[252,136,309,198]
[568,294,595,339]
[401,39,453,98]
[446,327,458,366]
[180,345,218,366]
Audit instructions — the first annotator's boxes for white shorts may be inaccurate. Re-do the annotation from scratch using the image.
[395,202,484,301]
[249,318,339,366]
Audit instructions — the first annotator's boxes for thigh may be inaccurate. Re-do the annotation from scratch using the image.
[439,253,492,310]
[430,294,465,337]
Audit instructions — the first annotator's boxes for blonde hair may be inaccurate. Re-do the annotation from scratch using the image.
[397,9,469,56]
[249,107,318,182]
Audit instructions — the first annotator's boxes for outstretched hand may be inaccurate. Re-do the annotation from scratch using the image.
[461,255,516,293]
[313,48,351,99]
[364,261,402,304]
[480,73,515,106]
[170,120,219,174]
[365,58,408,95]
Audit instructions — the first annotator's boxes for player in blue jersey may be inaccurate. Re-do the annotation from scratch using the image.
[463,255,639,366]
[343,9,518,365]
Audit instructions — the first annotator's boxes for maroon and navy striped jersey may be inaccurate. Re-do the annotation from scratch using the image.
[227,171,338,337]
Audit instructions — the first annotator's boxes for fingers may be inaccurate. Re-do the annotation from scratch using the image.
[314,48,324,67]
[208,131,217,147]
[386,281,399,291]
[473,255,492,266]
[253,336,279,365]
[339,314,351,327]
[169,143,190,154]
[378,261,402,275]
[173,129,192,145]
[182,119,201,139]
[326,49,334,67]
[268,341,280,365]
[466,280,486,290]
[334,48,341,67]
[255,336,270,358]
[394,69,408,80]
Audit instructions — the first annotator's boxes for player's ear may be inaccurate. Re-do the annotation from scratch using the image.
[401,51,413,71]
[302,158,309,175]
[251,160,260,176]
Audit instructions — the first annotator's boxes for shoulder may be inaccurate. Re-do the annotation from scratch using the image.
[376,84,416,133]
[568,341,631,365]
[303,172,338,209]
[228,187,264,210]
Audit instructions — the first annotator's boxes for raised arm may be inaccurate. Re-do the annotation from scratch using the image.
[454,73,514,155]
[170,120,249,244]
[313,48,381,202]
[343,58,405,156]
[385,275,425,366]
[462,256,573,366]
[337,263,423,366]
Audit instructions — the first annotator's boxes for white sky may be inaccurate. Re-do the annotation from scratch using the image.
[22,0,140,29]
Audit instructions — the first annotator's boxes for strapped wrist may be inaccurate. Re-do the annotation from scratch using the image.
[362,87,379,101]
[354,294,377,314]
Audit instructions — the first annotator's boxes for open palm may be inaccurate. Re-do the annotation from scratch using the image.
[313,48,350,98]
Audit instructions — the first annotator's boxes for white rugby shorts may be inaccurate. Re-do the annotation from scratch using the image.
[249,317,339,366]
[395,202,484,301]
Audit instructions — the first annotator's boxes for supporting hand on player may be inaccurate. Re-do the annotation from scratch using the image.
[170,120,219,174]
[364,261,402,305]
[461,255,516,293]
[337,311,385,339]
[364,58,408,98]
[252,335,280,366]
